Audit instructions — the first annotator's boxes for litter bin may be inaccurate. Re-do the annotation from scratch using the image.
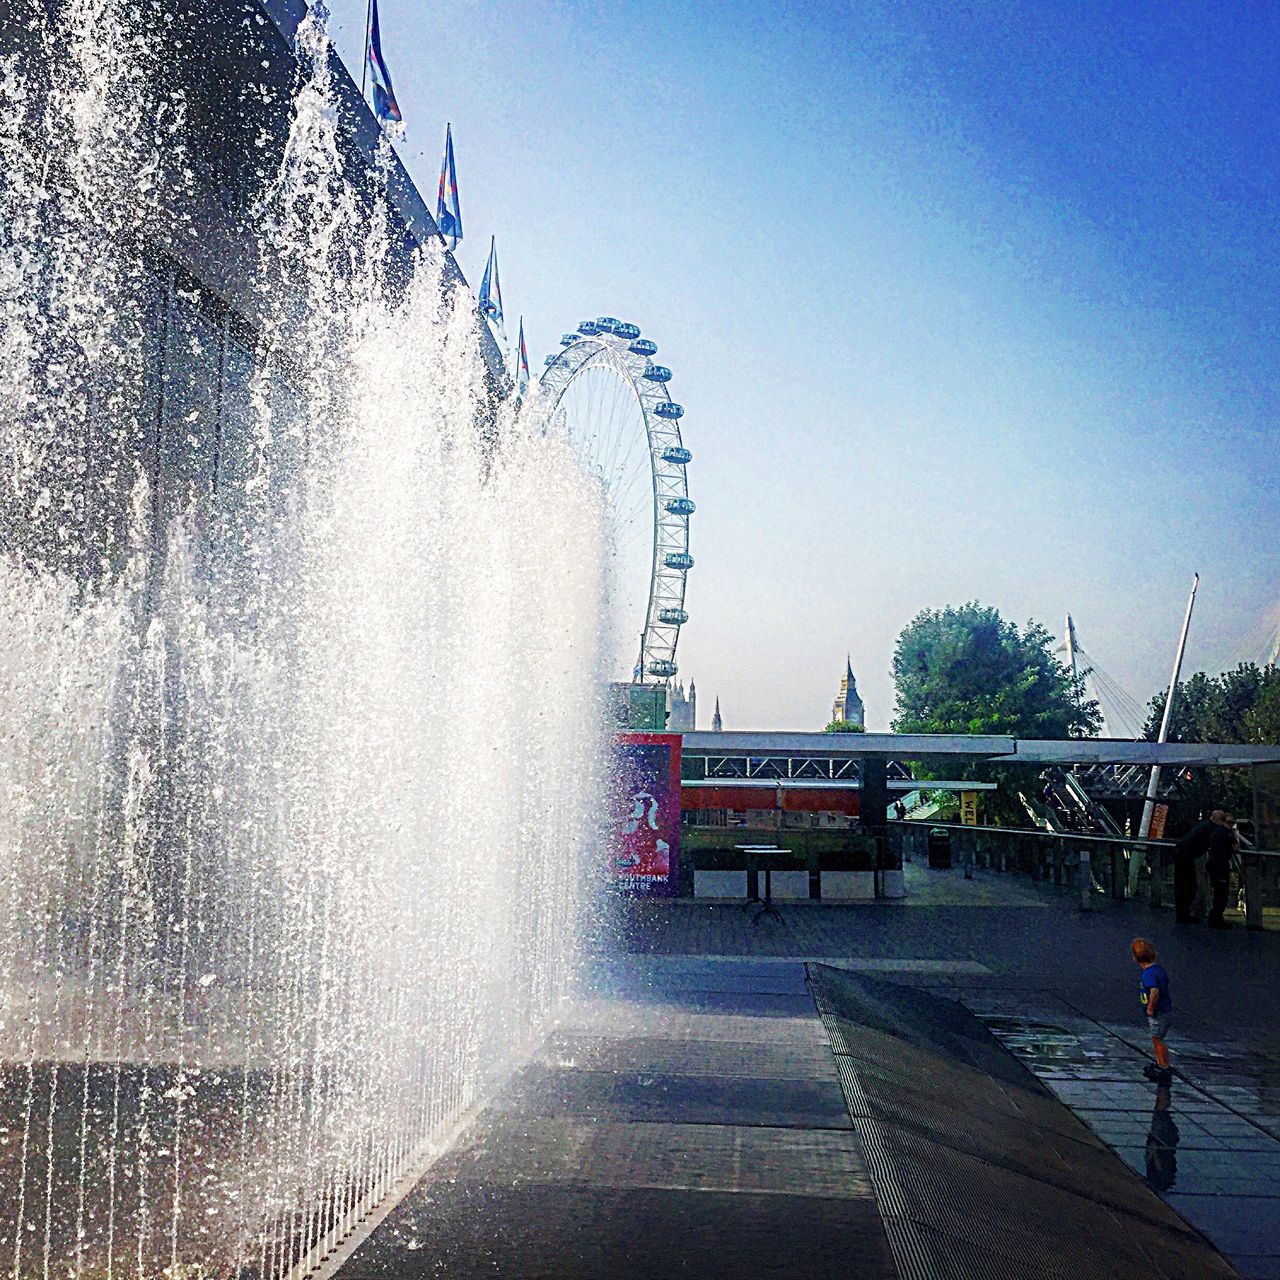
[927,827,953,870]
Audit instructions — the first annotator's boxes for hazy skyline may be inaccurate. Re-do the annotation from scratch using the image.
[329,0,1280,730]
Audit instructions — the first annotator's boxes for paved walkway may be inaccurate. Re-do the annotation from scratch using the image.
[626,862,1280,1052]
[334,963,896,1278]
[972,995,1280,1279]
[622,860,1280,1278]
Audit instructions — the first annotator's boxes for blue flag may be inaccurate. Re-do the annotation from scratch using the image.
[366,0,402,125]
[478,236,504,336]
[515,316,530,394]
[436,123,463,251]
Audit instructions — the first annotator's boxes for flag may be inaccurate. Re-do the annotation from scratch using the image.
[366,0,402,125]
[478,236,504,336]
[514,316,530,394]
[436,123,463,250]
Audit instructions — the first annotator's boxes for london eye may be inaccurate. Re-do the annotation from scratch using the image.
[538,318,693,684]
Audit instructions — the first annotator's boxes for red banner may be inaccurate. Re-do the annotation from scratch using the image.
[680,785,860,815]
[613,733,682,896]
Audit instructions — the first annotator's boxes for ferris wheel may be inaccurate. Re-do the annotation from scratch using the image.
[538,317,693,684]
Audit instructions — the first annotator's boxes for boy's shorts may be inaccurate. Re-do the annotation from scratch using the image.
[1147,1013,1172,1040]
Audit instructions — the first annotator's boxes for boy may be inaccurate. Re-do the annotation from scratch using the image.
[1131,938,1173,1083]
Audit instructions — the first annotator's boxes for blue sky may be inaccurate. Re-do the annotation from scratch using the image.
[329,0,1280,730]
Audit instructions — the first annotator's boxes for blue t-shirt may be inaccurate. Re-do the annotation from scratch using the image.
[1140,963,1172,1015]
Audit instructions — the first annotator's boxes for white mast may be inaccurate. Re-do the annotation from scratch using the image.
[1064,613,1080,687]
[1138,573,1200,840]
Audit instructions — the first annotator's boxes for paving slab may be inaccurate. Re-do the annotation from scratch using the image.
[334,959,896,1280]
[331,862,1280,1279]
[614,863,1280,1277]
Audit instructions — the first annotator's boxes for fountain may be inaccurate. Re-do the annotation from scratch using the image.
[0,1,609,1274]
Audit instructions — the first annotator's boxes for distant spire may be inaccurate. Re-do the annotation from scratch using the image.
[833,654,865,728]
[712,696,722,733]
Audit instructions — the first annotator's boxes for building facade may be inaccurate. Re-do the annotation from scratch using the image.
[0,0,506,587]
[667,679,697,730]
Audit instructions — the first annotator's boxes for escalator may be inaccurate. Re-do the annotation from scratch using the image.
[1061,771,1126,837]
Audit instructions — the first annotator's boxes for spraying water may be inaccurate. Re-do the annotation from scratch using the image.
[0,2,609,1273]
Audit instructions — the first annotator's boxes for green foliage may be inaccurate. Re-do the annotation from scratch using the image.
[890,602,1100,824]
[824,719,865,733]
[1143,663,1280,821]
[927,791,960,821]
[891,602,1100,738]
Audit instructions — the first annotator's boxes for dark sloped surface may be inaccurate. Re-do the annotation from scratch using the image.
[808,964,1240,1280]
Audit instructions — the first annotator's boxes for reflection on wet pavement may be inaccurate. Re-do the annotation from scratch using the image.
[965,993,1280,1280]
[1145,1084,1179,1192]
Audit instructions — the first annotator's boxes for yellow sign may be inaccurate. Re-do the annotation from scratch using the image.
[960,791,979,826]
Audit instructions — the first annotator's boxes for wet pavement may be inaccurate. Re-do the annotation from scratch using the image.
[333,962,897,1279]
[622,860,1280,1277]
[967,993,1280,1279]
[330,861,1280,1278]
[332,953,1240,1279]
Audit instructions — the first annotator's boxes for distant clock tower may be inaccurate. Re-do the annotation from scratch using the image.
[831,655,865,728]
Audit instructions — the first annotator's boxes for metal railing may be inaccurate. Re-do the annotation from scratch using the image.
[889,820,1280,928]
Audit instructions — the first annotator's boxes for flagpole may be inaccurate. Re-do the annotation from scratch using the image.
[361,0,373,97]
[1139,572,1200,841]
[1127,572,1199,897]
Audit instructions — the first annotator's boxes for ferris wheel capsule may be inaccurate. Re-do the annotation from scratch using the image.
[629,339,658,356]
[595,317,620,333]
[663,446,692,465]
[665,497,696,516]
[658,607,688,625]
[653,402,683,420]
[643,365,672,383]
[577,320,600,335]
[664,551,694,571]
[614,322,640,340]
[647,658,678,678]
[560,333,579,346]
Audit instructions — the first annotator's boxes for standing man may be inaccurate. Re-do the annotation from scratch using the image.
[1172,810,1223,924]
[1206,813,1239,929]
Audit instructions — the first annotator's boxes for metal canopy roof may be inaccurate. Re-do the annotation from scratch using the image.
[682,732,1014,758]
[1007,740,1280,767]
[681,777,1000,792]
[680,731,1280,769]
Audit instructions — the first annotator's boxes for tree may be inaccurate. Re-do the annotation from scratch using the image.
[1143,663,1280,824]
[890,603,1099,824]
[892,602,1100,738]
[824,719,865,733]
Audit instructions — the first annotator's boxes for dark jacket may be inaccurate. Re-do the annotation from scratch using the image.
[1173,817,1215,863]
[1207,824,1236,880]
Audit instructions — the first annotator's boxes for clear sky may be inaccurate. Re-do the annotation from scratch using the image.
[328,0,1280,730]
